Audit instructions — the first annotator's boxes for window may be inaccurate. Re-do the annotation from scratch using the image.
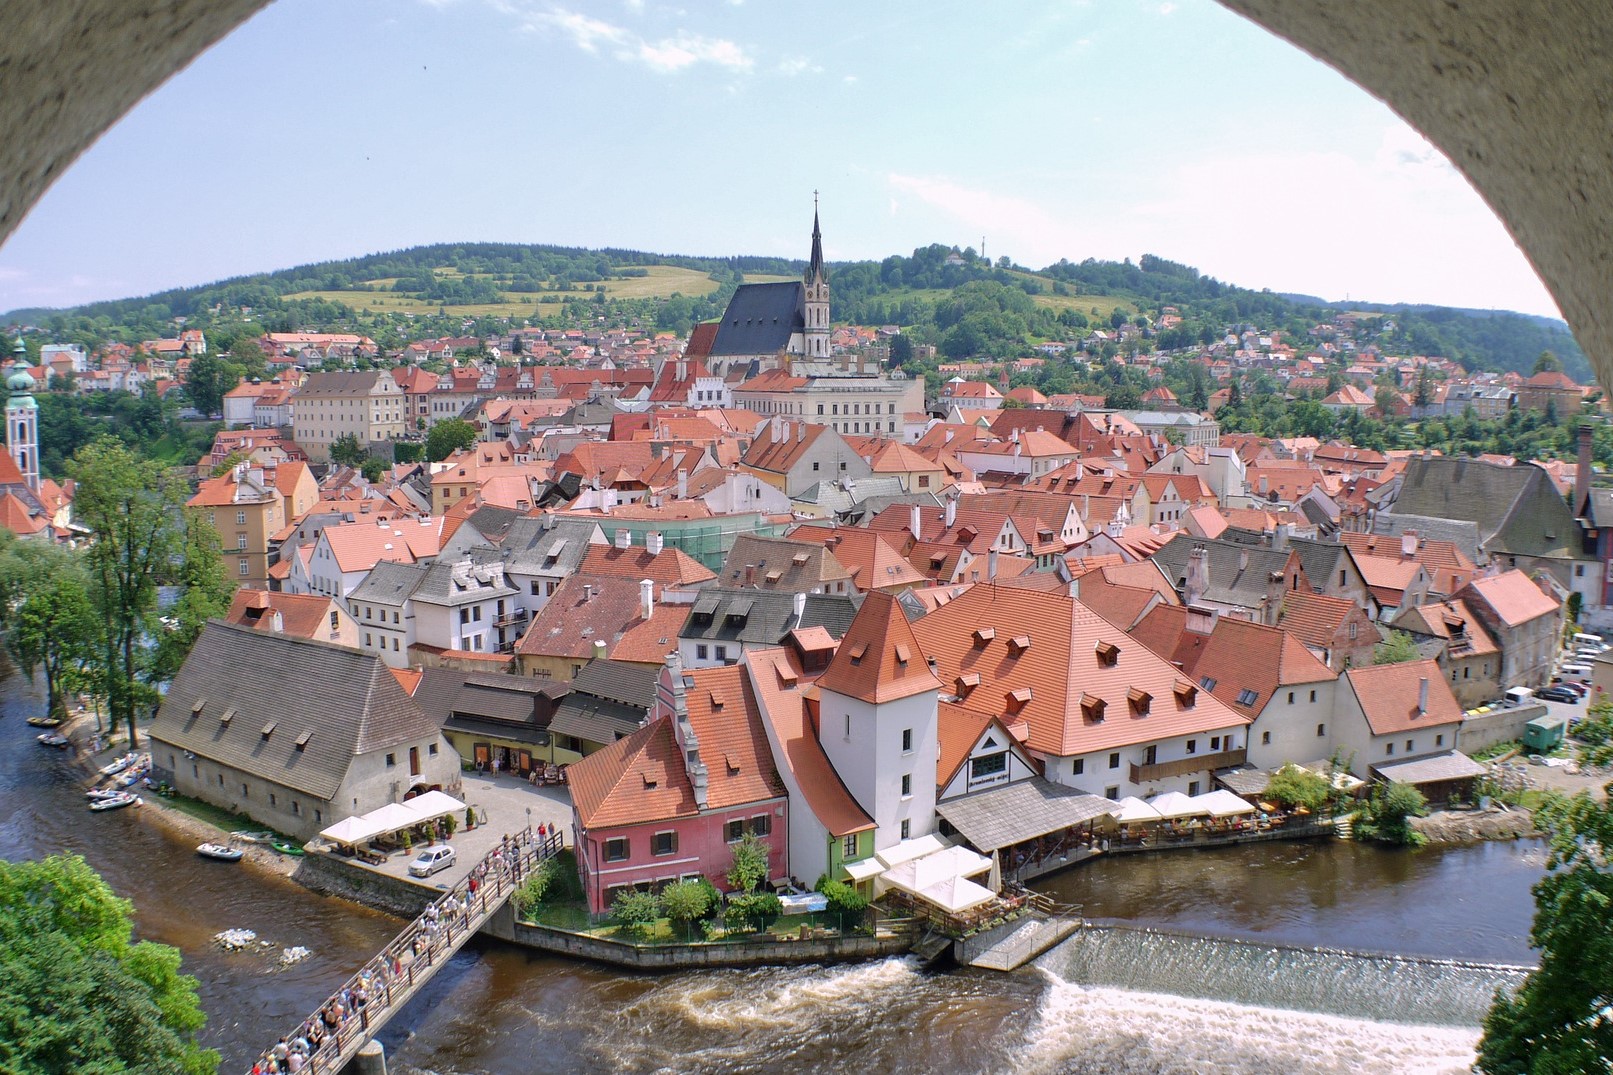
[291,801,300,815]
[1287,691,1295,705]
[605,838,629,862]
[1186,739,1197,755]
[971,753,1007,779]
[330,611,339,630]
[1104,785,1120,799]
[1236,688,1259,706]
[386,753,396,767]
[1072,759,1085,775]
[1261,731,1271,745]
[1386,742,1395,756]
[1108,752,1120,769]
[239,559,249,576]
[1348,622,1358,640]
[1339,570,1347,586]
[812,461,820,472]
[900,774,912,798]
[696,644,708,660]
[428,743,439,756]
[237,533,248,550]
[715,645,728,661]
[237,510,247,526]
[269,793,276,806]
[1309,690,1317,703]
[901,728,913,753]
[1188,780,1201,796]
[1436,733,1444,747]
[726,820,745,842]
[1143,745,1157,766]
[652,831,677,856]
[900,819,911,839]
[751,814,772,837]
[241,783,249,797]
[1405,739,1415,752]
[1210,736,1221,751]
[843,835,858,858]
[1316,723,1327,737]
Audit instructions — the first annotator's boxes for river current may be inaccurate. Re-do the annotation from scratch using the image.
[0,668,1541,1074]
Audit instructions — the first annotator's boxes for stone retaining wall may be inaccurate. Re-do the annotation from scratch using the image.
[1461,703,1550,755]
[294,851,442,918]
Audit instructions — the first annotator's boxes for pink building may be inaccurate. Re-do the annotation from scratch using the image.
[566,657,789,913]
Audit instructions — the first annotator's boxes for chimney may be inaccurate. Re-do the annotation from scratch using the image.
[744,564,756,587]
[797,420,806,442]
[593,639,608,661]
[988,550,999,579]
[270,610,284,634]
[646,531,664,555]
[1264,570,1284,627]
[1011,428,1020,444]
[1237,549,1249,574]
[1575,420,1595,515]
[1186,544,1210,606]
[1417,677,1429,716]
[944,428,954,445]
[1401,529,1418,560]
[793,590,807,622]
[1272,522,1291,550]
[601,489,614,515]
[910,503,923,539]
[944,497,957,529]
[640,579,654,621]
[615,528,632,550]
[677,469,688,500]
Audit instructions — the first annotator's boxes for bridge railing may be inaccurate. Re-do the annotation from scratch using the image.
[247,827,565,1075]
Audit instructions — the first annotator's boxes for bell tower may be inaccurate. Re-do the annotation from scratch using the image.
[6,338,38,492]
[803,193,831,361]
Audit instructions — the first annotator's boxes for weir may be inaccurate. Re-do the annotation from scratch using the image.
[246,828,564,1075]
[1036,924,1533,1027]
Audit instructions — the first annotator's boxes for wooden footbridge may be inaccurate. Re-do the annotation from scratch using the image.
[246,828,564,1075]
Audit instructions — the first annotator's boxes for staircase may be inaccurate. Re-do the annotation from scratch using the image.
[911,930,953,965]
[961,912,1082,972]
[1333,814,1355,840]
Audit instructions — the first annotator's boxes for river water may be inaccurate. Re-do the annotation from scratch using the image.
[0,668,1543,1074]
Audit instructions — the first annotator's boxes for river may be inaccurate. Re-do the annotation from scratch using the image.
[0,668,1543,1074]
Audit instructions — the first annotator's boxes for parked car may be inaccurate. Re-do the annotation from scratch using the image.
[1536,685,1582,703]
[1560,662,1593,681]
[408,844,456,877]
[1551,678,1589,699]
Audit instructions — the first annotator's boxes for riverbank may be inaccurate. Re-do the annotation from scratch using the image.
[1413,807,1537,843]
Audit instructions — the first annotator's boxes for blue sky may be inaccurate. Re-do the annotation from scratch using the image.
[0,0,1562,318]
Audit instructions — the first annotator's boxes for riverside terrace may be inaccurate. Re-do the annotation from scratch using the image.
[248,828,564,1075]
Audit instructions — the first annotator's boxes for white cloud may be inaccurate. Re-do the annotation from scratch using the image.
[535,9,630,52]
[778,58,822,77]
[637,31,753,73]
[498,4,751,73]
[887,173,1062,240]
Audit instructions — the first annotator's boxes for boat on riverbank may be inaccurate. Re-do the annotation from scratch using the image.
[25,715,61,728]
[36,733,69,748]
[98,752,142,778]
[197,842,243,862]
[271,840,306,856]
[230,830,275,844]
[89,791,141,812]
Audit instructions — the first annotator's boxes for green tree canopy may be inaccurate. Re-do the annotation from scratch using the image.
[1373,630,1421,665]
[1263,764,1332,813]
[0,854,218,1075]
[329,433,367,468]
[180,353,242,418]
[425,418,479,463]
[1479,710,1613,1073]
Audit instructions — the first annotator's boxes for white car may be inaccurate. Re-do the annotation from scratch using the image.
[408,844,456,877]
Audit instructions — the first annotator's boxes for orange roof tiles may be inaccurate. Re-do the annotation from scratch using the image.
[1460,570,1560,627]
[1344,659,1464,735]
[567,718,699,829]
[817,591,943,705]
[579,544,717,587]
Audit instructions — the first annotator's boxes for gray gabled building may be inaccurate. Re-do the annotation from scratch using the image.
[148,619,460,841]
[677,587,862,669]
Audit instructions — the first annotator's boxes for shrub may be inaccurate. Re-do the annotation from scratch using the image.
[816,879,868,918]
[1264,764,1331,813]
[660,880,713,926]
[1355,781,1428,847]
[512,858,559,915]
[725,832,770,893]
[610,889,662,937]
[726,890,782,930]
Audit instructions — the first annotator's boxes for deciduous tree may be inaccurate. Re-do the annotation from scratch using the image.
[425,418,478,463]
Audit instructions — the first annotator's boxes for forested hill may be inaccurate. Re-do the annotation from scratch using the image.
[4,241,1587,381]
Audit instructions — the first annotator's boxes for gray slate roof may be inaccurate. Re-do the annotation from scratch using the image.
[1370,750,1486,786]
[149,620,439,800]
[934,777,1116,852]
[348,560,428,606]
[410,560,518,606]
[1383,456,1579,559]
[1152,534,1291,608]
[568,659,659,710]
[1370,513,1484,560]
[708,282,805,356]
[502,516,599,575]
[679,588,863,646]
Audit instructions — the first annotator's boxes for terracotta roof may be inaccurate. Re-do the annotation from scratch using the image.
[1344,659,1464,735]
[1275,590,1360,649]
[224,589,342,640]
[609,603,689,666]
[739,420,833,475]
[515,575,659,660]
[785,526,926,591]
[322,517,445,573]
[745,648,873,836]
[816,590,943,704]
[567,718,698,829]
[935,707,1037,790]
[1460,570,1560,627]
[579,543,717,587]
[1394,599,1499,657]
[680,663,787,810]
[1128,605,1335,717]
[0,493,47,535]
[909,586,1251,758]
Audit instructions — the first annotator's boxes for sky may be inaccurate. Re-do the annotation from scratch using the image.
[0,0,1564,319]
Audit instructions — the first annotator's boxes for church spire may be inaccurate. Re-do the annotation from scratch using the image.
[806,190,825,285]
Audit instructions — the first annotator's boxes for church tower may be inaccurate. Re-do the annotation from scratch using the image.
[6,339,38,493]
[803,197,831,361]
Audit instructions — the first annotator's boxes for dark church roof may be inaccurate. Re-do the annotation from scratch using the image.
[707,282,804,356]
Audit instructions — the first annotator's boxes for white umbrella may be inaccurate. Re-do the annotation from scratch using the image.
[1113,796,1163,823]
[987,849,1002,894]
[1194,789,1257,817]
[1146,791,1205,819]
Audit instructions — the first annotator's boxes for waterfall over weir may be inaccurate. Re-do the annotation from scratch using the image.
[1036,925,1532,1027]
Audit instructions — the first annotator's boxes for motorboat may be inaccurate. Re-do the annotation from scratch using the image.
[98,752,139,778]
[86,788,122,802]
[196,842,243,862]
[89,792,141,812]
[25,715,61,728]
[37,733,70,748]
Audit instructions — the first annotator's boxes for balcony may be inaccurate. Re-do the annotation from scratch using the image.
[495,609,529,628]
[1130,747,1246,785]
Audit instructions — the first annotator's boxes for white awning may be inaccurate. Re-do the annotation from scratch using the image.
[1194,789,1257,817]
[404,789,465,823]
[879,845,998,914]
[845,858,884,882]
[1146,791,1205,819]
[319,815,386,845]
[1112,796,1163,823]
[875,833,949,870]
[366,802,420,833]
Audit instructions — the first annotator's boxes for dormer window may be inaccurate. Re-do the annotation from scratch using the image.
[1128,688,1152,717]
[1008,635,1031,655]
[1095,640,1119,667]
[847,642,868,665]
[1236,688,1259,707]
[218,707,235,726]
[1006,687,1033,713]
[973,627,995,647]
[1174,681,1198,708]
[1080,692,1106,723]
[260,721,277,739]
[894,643,911,665]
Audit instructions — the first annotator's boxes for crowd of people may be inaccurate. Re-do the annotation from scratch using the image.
[249,826,562,1074]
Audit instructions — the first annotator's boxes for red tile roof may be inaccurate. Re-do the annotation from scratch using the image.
[1343,659,1464,735]
[567,718,698,829]
[817,590,942,705]
[579,544,716,587]
[1460,570,1560,627]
